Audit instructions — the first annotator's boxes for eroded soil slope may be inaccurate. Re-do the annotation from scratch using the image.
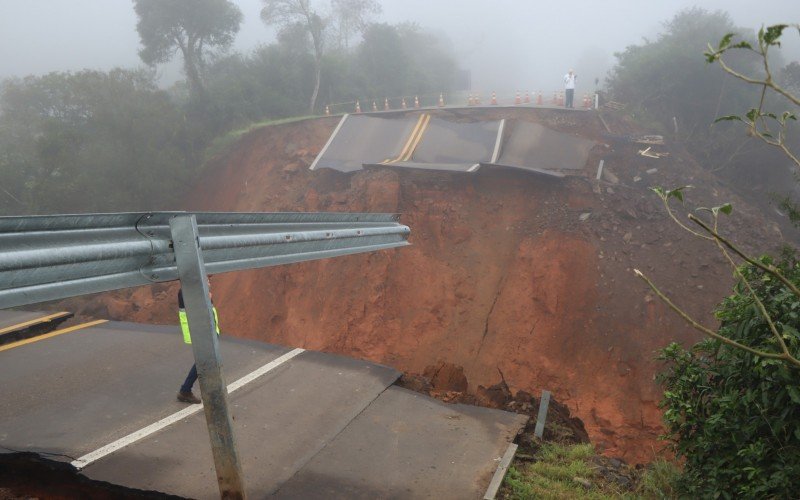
[68,109,785,463]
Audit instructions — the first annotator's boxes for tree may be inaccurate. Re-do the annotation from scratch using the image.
[355,24,410,98]
[204,27,316,126]
[606,8,763,169]
[331,0,380,50]
[261,0,329,114]
[133,0,242,100]
[260,0,380,114]
[395,23,458,95]
[0,69,190,214]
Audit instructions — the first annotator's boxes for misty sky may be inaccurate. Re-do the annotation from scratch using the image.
[0,0,797,95]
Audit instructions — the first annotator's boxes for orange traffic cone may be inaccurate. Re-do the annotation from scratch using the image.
[515,91,521,105]
[438,93,445,107]
[355,100,361,113]
[384,98,390,111]
[325,104,330,116]
[524,91,530,104]
[372,100,378,112]
[491,91,497,105]
[414,95,420,108]
[401,97,407,109]
[467,94,473,106]
[537,91,543,105]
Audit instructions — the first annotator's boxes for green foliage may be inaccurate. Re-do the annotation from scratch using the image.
[705,23,800,177]
[204,37,316,127]
[134,0,242,98]
[502,443,619,500]
[0,10,460,215]
[650,185,692,204]
[203,21,460,123]
[0,69,191,214]
[658,254,800,498]
[607,8,763,166]
[633,459,680,499]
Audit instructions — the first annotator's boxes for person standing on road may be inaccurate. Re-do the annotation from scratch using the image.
[564,69,577,108]
[176,281,220,404]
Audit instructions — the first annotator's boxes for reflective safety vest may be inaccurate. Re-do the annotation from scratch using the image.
[178,307,220,344]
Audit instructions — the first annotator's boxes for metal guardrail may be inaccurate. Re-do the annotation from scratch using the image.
[0,211,410,310]
[0,210,410,499]
[3,105,592,498]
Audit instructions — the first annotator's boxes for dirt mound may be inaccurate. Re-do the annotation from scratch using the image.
[66,109,786,464]
[399,361,590,447]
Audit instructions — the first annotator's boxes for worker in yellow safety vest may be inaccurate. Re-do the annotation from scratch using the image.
[176,282,220,404]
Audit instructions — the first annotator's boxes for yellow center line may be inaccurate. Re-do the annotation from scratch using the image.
[401,114,431,161]
[0,319,108,353]
[384,114,427,164]
[0,311,72,336]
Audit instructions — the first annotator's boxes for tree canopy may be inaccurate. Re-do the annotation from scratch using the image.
[0,9,461,216]
[133,0,242,99]
[607,8,765,167]
[0,70,190,214]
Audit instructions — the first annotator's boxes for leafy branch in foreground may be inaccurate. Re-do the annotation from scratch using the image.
[638,186,800,368]
[643,187,800,496]
[706,24,800,168]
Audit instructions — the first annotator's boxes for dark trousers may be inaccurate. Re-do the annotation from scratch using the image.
[565,89,574,108]
[180,364,197,393]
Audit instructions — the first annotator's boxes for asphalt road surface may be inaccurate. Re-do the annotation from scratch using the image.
[1,315,527,498]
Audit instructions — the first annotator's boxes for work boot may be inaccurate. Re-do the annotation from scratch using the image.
[177,391,201,404]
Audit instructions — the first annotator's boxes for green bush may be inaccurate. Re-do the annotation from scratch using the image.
[658,252,800,498]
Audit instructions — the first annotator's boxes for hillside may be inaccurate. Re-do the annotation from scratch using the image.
[65,108,788,463]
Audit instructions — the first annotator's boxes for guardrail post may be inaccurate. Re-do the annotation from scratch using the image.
[170,215,246,499]
[534,389,551,439]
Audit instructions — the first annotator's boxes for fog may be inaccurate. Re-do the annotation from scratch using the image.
[0,0,797,93]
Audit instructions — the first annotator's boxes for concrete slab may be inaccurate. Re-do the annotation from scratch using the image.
[0,310,47,331]
[274,386,529,500]
[0,321,289,459]
[494,121,596,173]
[82,350,400,499]
[310,114,420,172]
[410,118,502,166]
[0,310,73,345]
[2,313,529,498]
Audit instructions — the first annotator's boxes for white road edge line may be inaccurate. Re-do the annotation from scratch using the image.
[71,347,305,470]
[490,118,506,164]
[309,114,349,170]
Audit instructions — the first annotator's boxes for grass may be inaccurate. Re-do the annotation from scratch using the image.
[500,443,680,499]
[633,459,680,499]
[202,114,323,164]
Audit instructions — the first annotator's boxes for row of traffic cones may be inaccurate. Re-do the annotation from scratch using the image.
[467,91,546,106]
[325,90,595,115]
[326,94,445,115]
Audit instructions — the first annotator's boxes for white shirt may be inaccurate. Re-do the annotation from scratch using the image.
[564,73,576,89]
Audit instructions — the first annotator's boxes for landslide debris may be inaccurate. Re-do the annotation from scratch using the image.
[56,107,791,464]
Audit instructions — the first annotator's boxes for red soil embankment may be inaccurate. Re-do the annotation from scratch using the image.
[70,110,784,463]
